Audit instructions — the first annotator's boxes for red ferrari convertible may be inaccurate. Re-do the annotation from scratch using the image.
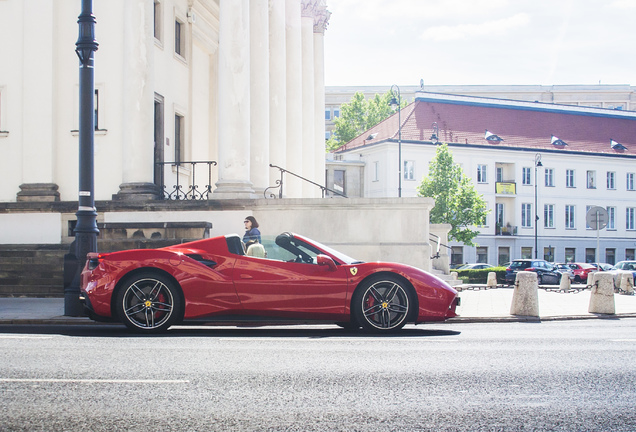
[80,232,460,333]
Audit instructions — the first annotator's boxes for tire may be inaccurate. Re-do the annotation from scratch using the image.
[537,274,543,285]
[115,272,182,333]
[352,276,414,332]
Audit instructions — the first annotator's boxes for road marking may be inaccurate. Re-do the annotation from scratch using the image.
[0,378,189,384]
[0,335,54,339]
[610,339,636,342]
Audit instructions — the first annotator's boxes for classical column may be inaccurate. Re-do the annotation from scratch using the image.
[300,1,315,197]
[268,0,287,190]
[115,0,159,200]
[214,0,256,199]
[17,0,59,202]
[313,3,330,193]
[285,0,303,197]
[250,0,270,196]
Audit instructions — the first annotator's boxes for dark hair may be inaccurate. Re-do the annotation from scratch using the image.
[245,215,259,229]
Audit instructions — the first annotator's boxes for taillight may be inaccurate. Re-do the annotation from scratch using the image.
[88,254,104,270]
[527,267,537,272]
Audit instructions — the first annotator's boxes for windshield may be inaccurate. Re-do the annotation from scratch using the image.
[510,261,530,269]
[245,234,361,265]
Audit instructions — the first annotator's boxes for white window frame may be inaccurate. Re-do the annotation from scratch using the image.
[544,168,554,187]
[404,160,415,181]
[565,205,576,229]
[372,161,379,182]
[627,173,635,191]
[566,169,575,188]
[587,170,596,189]
[522,167,531,185]
[477,164,488,183]
[154,0,163,44]
[607,171,616,190]
[607,206,616,230]
[627,208,636,231]
[544,204,554,228]
[521,203,532,228]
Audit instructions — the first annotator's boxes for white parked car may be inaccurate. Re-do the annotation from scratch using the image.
[607,261,636,289]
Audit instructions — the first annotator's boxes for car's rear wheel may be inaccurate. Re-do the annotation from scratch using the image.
[352,276,413,332]
[115,272,181,333]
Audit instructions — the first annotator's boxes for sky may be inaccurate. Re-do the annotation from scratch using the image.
[323,0,636,87]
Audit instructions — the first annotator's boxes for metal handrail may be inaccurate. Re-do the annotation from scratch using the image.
[155,161,217,200]
[265,164,347,198]
[429,233,452,259]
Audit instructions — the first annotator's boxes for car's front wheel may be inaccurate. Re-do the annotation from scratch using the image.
[115,272,182,333]
[352,276,413,332]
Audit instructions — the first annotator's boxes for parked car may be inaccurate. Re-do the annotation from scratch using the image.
[553,263,575,281]
[590,263,617,271]
[505,259,562,285]
[607,260,636,289]
[567,263,598,283]
[80,232,460,333]
[456,263,494,270]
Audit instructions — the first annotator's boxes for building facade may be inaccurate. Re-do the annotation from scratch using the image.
[333,92,636,266]
[0,0,330,205]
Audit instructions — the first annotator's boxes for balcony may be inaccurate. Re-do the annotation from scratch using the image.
[495,182,516,195]
[495,224,518,236]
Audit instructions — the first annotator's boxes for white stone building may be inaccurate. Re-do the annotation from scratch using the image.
[332,92,636,266]
[0,0,330,204]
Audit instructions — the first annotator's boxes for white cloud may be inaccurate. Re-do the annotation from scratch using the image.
[419,13,531,41]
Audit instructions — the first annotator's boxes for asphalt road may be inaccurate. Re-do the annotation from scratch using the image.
[1,320,635,431]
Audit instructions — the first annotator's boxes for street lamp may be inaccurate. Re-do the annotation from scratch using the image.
[534,153,543,259]
[389,85,402,197]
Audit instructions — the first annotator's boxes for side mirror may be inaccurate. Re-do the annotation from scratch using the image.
[316,254,337,271]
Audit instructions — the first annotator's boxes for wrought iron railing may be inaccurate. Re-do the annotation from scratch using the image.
[155,161,217,200]
[429,233,452,260]
[265,164,347,198]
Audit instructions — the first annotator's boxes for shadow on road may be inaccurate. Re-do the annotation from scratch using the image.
[0,324,460,339]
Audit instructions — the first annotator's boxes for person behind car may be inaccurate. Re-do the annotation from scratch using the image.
[243,216,261,244]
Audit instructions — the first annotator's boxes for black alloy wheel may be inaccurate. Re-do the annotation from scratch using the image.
[352,276,413,332]
[115,272,182,333]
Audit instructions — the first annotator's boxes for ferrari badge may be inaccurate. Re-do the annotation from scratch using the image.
[350,267,358,276]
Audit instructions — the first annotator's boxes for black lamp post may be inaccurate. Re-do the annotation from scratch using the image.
[389,85,402,197]
[65,0,99,316]
[534,153,542,259]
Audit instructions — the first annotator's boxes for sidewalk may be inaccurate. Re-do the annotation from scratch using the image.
[0,287,634,326]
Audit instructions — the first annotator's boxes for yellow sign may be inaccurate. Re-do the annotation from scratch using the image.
[496,182,516,194]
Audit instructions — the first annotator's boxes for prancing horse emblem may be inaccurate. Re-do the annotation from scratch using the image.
[350,267,358,276]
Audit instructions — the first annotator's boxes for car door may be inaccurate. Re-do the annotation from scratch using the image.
[232,254,349,320]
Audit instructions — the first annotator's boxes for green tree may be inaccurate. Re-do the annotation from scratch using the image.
[417,143,489,246]
[326,91,404,152]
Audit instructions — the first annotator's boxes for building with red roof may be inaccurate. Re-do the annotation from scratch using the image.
[330,92,636,266]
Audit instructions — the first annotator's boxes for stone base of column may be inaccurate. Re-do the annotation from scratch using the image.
[16,183,60,202]
[212,180,258,200]
[113,182,161,201]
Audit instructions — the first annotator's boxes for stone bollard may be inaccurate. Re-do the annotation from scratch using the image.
[588,272,615,314]
[486,272,497,288]
[620,273,634,295]
[586,272,595,287]
[510,271,539,317]
[559,273,571,291]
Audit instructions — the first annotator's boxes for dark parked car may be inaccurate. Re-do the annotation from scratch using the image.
[505,259,562,285]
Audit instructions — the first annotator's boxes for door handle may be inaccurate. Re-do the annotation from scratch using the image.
[240,274,253,279]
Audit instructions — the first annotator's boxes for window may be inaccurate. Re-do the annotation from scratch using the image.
[544,204,554,228]
[587,170,596,189]
[333,108,340,118]
[607,206,616,230]
[585,248,596,264]
[565,205,575,229]
[627,207,636,230]
[477,165,487,183]
[606,248,615,265]
[334,170,345,195]
[544,246,554,262]
[566,169,575,188]
[544,168,554,187]
[404,160,414,180]
[626,249,635,261]
[498,247,510,266]
[521,203,532,228]
[174,113,184,164]
[607,172,616,190]
[565,248,576,263]
[373,161,379,182]
[451,246,463,267]
[324,108,331,120]
[627,173,635,191]
[324,130,330,140]
[496,167,503,182]
[522,167,531,185]
[175,19,184,57]
[153,1,162,41]
[94,89,100,130]
[476,247,488,263]
[521,247,532,259]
